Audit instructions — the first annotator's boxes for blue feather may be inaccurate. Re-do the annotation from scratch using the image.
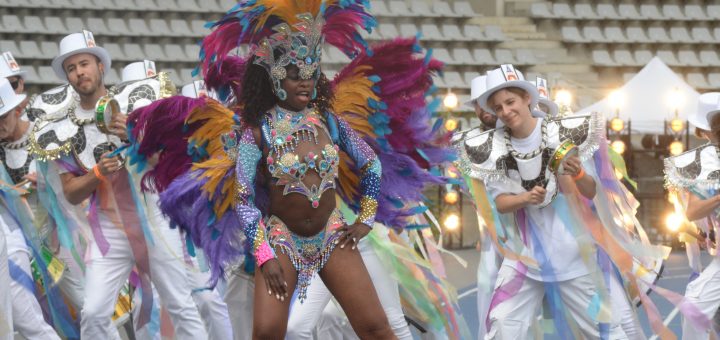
[415,148,430,162]
[431,118,444,133]
[404,223,429,230]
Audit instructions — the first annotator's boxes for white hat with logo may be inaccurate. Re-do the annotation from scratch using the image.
[534,77,558,117]
[122,60,157,83]
[181,80,208,99]
[0,51,26,80]
[695,92,720,131]
[52,30,112,80]
[464,75,486,109]
[0,78,27,117]
[476,64,539,114]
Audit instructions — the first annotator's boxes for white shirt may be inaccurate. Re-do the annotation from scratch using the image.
[488,118,590,282]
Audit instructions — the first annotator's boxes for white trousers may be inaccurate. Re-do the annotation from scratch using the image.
[0,229,12,340]
[8,247,61,339]
[224,269,254,340]
[80,224,208,340]
[189,261,233,340]
[609,273,645,340]
[286,236,413,340]
[682,257,720,339]
[485,266,628,340]
[54,233,85,311]
[477,237,502,337]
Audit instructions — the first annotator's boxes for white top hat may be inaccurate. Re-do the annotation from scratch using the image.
[0,52,26,80]
[464,75,487,109]
[534,77,558,117]
[52,30,112,80]
[122,60,157,83]
[476,64,539,114]
[695,92,720,131]
[181,80,208,99]
[0,78,27,117]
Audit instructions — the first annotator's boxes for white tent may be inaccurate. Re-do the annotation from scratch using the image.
[577,57,699,134]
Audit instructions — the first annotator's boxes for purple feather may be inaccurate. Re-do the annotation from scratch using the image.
[160,169,246,285]
[127,96,208,192]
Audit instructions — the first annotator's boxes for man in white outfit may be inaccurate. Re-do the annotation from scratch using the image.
[675,93,720,339]
[0,77,61,339]
[0,223,12,340]
[38,31,208,339]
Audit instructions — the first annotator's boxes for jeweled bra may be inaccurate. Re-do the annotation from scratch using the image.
[264,106,339,208]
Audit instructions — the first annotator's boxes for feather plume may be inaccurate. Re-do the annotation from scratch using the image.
[199,0,374,78]
[331,37,452,230]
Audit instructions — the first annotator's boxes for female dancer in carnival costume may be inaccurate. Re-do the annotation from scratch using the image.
[454,64,673,339]
[124,1,459,338]
[664,92,720,339]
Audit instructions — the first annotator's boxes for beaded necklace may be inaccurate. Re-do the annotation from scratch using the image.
[504,118,548,160]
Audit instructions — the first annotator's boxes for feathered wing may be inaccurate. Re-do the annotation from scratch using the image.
[331,37,452,229]
[125,96,207,191]
[127,98,245,283]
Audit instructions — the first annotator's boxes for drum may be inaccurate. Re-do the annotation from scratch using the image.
[95,96,121,135]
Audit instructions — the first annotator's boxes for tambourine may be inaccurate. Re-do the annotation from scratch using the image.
[536,140,578,208]
[548,139,578,174]
[95,96,121,134]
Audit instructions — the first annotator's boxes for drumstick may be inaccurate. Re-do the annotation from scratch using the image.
[13,179,30,189]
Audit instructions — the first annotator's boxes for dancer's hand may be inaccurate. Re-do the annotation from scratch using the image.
[260,258,288,301]
[524,186,546,205]
[561,155,583,177]
[96,152,123,177]
[109,112,128,140]
[337,222,371,250]
[22,172,37,187]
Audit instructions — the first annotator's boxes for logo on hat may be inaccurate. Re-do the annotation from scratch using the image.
[83,30,96,48]
[536,77,548,99]
[144,60,156,77]
[501,64,518,81]
[195,80,207,97]
[2,52,20,73]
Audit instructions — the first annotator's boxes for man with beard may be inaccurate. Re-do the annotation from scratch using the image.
[30,31,207,339]
[466,75,497,130]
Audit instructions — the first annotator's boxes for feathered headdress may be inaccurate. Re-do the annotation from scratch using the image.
[198,0,376,97]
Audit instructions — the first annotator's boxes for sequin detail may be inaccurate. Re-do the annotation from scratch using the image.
[265,106,339,207]
[234,128,275,267]
[334,115,381,226]
[266,209,345,302]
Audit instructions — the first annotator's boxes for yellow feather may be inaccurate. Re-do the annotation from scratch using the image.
[245,0,327,33]
[185,99,239,218]
[332,65,382,200]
